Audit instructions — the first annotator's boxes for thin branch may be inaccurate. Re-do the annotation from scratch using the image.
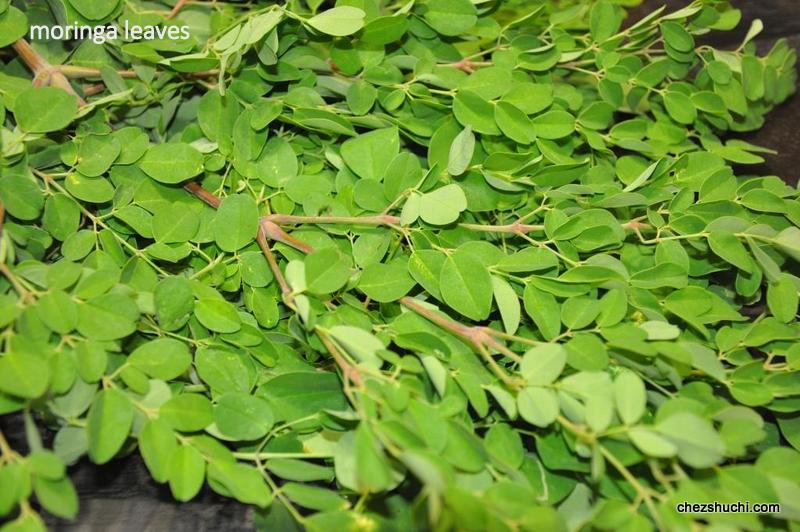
[317,329,363,387]
[0,262,31,302]
[167,0,189,19]
[459,221,545,234]
[82,83,106,97]
[59,65,138,79]
[599,445,666,529]
[13,39,85,106]
[59,65,219,79]
[399,297,523,387]
[182,182,523,388]
[256,222,295,306]
[184,181,222,208]
[265,213,400,226]
[260,219,314,254]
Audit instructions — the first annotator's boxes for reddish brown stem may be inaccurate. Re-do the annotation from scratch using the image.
[184,182,222,208]
[167,0,188,19]
[83,83,106,97]
[60,65,218,80]
[317,330,363,387]
[13,39,85,106]
[59,65,138,79]
[261,219,314,254]
[256,222,295,306]
[265,213,400,227]
[399,297,522,387]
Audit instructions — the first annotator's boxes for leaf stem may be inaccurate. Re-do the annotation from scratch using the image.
[234,451,334,460]
[316,328,363,387]
[13,39,85,105]
[32,170,170,276]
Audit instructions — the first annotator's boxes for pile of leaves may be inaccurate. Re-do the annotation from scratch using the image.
[1,0,799,529]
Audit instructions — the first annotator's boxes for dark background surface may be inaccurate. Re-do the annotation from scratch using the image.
[1,1,798,530]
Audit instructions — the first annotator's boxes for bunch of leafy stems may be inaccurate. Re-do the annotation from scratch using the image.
[182,178,671,525]
[0,169,679,525]
[1,14,768,525]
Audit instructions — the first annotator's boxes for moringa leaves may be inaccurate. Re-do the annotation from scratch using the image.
[0,0,799,530]
[140,144,204,184]
[14,88,78,133]
[306,6,365,37]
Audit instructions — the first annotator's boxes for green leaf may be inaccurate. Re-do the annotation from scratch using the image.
[447,126,474,176]
[214,392,274,441]
[358,260,416,303]
[520,344,567,386]
[241,251,274,287]
[453,90,500,135]
[613,370,646,425]
[0,175,43,221]
[707,232,754,272]
[589,1,620,42]
[140,143,204,184]
[729,381,773,407]
[661,21,694,52]
[257,137,298,188]
[160,393,213,432]
[767,274,798,323]
[139,419,178,483]
[777,415,800,452]
[168,444,206,502]
[346,80,377,116]
[213,194,259,252]
[773,227,800,262]
[129,338,192,380]
[531,110,575,139]
[517,387,559,427]
[440,249,493,320]
[68,0,118,20]
[76,135,121,177]
[328,326,383,369]
[341,128,399,181]
[283,483,349,511]
[87,388,134,464]
[77,294,140,341]
[355,423,396,492]
[656,413,725,468]
[207,460,272,507]
[408,249,445,300]
[42,194,80,241]
[664,91,697,124]
[424,0,477,36]
[13,87,78,133]
[195,348,250,394]
[33,477,78,519]
[484,424,524,469]
[266,459,333,482]
[155,277,194,331]
[0,6,27,48]
[195,298,242,333]
[153,204,200,244]
[306,6,365,37]
[523,284,561,341]
[627,427,677,458]
[418,184,468,226]
[494,101,534,144]
[0,351,50,399]
[305,247,352,295]
[257,372,347,423]
[491,276,521,335]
